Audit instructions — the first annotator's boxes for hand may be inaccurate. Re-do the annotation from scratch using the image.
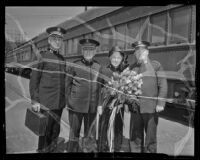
[97,106,103,115]
[32,103,40,112]
[156,105,164,112]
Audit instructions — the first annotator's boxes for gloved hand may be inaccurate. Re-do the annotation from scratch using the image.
[156,105,164,112]
[97,106,103,115]
[32,103,40,112]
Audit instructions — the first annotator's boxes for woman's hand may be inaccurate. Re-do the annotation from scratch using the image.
[97,106,103,115]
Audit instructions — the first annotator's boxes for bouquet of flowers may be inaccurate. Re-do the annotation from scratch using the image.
[104,67,143,108]
[103,67,143,152]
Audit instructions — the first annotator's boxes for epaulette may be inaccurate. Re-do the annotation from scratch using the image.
[73,58,82,63]
[93,59,100,64]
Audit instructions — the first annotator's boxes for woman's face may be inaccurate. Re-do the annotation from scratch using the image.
[110,51,123,68]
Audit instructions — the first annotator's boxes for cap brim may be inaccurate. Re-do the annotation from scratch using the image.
[46,27,66,35]
[79,39,100,46]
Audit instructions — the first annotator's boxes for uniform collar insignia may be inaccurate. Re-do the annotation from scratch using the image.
[49,48,59,54]
[81,57,93,66]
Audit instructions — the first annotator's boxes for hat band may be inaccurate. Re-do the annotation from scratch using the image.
[136,44,147,47]
[82,43,96,47]
[49,31,63,37]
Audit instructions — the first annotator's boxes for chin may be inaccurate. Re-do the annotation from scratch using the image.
[113,65,119,68]
[52,45,61,50]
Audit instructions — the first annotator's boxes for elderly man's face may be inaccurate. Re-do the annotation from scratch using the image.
[135,47,149,64]
[48,35,63,50]
[82,45,96,61]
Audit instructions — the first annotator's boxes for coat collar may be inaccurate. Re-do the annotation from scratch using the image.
[48,47,59,54]
[81,57,94,66]
[107,63,129,73]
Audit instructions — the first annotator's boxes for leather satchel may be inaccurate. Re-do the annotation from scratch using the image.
[25,108,48,136]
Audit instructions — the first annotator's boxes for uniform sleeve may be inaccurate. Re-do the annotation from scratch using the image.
[65,63,74,106]
[155,63,168,107]
[29,57,44,104]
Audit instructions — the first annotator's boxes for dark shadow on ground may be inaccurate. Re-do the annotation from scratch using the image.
[56,136,131,153]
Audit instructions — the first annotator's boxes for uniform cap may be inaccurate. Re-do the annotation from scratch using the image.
[79,38,100,46]
[46,27,66,37]
[131,41,150,48]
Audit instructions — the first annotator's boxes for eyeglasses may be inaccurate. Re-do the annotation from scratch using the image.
[50,36,63,41]
[82,46,96,50]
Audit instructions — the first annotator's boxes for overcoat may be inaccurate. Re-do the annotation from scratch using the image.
[129,60,168,113]
[29,49,66,110]
[65,58,102,113]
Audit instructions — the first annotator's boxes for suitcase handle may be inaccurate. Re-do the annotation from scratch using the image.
[31,104,50,112]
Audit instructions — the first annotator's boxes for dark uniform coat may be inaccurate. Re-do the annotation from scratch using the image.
[29,49,66,110]
[65,58,102,113]
[130,60,168,113]
[129,60,168,153]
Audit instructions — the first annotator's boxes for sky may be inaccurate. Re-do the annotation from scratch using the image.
[5,7,90,41]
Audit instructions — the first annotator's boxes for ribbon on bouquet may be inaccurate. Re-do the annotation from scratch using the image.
[107,98,118,152]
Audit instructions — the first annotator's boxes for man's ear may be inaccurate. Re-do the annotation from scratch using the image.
[94,47,98,54]
[48,37,51,44]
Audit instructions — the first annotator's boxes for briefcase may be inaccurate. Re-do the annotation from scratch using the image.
[25,108,48,136]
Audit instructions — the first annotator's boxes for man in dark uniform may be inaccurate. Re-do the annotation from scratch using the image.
[65,38,102,152]
[129,41,168,153]
[29,26,66,153]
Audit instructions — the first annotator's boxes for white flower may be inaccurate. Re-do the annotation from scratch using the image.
[139,79,143,85]
[130,71,136,76]
[134,75,140,80]
[133,87,137,91]
[135,90,142,95]
[128,90,132,94]
[138,74,143,78]
[138,83,142,88]
[132,76,136,81]
[126,79,131,84]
